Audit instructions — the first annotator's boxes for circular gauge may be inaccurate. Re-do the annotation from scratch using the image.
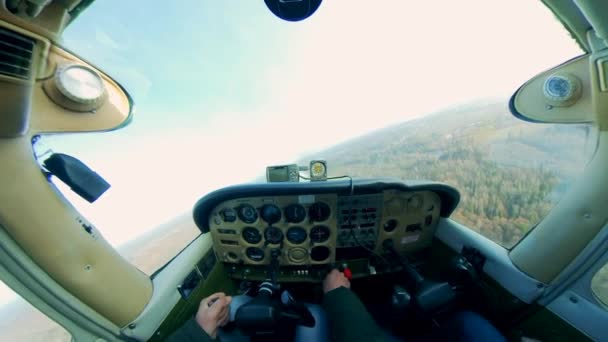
[264,227,284,244]
[238,204,258,224]
[220,208,237,223]
[408,195,423,210]
[55,64,105,105]
[242,227,262,244]
[310,161,327,180]
[245,247,265,262]
[310,225,330,243]
[226,252,238,261]
[383,219,398,232]
[310,246,330,262]
[286,226,307,244]
[261,204,282,224]
[309,202,331,222]
[285,204,306,223]
[288,247,308,263]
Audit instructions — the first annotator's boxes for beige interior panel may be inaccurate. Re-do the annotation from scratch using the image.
[0,225,122,341]
[514,31,608,282]
[0,22,127,136]
[511,130,606,283]
[31,46,132,133]
[122,234,213,341]
[0,21,50,137]
[512,55,594,123]
[0,136,152,326]
[589,48,608,129]
[209,194,339,266]
[376,190,441,255]
[0,19,142,330]
[0,78,32,136]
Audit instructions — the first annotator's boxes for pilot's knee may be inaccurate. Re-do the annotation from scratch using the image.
[445,311,506,342]
[294,304,330,342]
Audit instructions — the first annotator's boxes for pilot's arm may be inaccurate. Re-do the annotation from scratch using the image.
[167,292,232,342]
[322,270,386,342]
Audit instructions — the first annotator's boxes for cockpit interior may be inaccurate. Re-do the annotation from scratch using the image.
[185,180,466,339]
[1,0,608,341]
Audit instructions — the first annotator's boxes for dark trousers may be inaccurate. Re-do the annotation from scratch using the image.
[428,311,506,342]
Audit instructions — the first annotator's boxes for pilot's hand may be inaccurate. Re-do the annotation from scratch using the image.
[195,292,232,339]
[323,269,351,294]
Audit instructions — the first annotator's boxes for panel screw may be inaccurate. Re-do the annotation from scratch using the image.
[84,265,92,271]
[569,296,578,303]
[128,323,136,329]
[545,104,554,110]
[584,213,591,219]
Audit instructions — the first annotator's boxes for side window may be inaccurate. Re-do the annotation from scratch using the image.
[327,104,596,248]
[447,119,595,248]
[592,262,608,306]
[0,281,71,341]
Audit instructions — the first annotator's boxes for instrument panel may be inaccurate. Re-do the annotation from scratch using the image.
[208,189,442,267]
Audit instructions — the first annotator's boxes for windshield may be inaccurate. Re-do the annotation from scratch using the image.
[41,0,588,273]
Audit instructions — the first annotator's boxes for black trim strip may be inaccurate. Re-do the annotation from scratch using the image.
[192,178,460,233]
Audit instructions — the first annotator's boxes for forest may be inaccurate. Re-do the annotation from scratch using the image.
[313,100,592,247]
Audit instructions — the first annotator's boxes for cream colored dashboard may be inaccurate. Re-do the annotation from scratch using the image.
[207,190,441,267]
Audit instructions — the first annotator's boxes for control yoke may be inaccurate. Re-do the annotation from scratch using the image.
[234,249,315,338]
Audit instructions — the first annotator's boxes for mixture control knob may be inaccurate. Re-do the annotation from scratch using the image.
[344,268,352,280]
[338,264,352,280]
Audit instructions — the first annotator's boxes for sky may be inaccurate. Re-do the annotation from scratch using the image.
[0,0,582,307]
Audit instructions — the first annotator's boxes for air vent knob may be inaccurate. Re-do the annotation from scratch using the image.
[54,64,106,110]
[543,73,582,107]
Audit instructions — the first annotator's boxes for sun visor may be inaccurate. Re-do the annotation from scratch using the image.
[509,55,594,123]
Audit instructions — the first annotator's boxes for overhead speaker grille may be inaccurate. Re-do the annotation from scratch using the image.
[0,27,35,80]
